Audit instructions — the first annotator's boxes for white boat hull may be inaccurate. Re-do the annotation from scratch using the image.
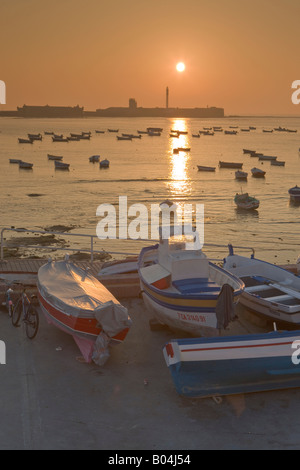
[224,249,300,325]
[142,290,220,336]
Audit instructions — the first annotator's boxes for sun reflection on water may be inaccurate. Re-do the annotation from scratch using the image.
[167,119,192,198]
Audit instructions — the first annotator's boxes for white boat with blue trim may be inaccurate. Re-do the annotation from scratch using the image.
[138,228,244,337]
[224,245,300,325]
[163,329,300,398]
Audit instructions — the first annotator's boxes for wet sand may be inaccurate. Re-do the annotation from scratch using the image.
[1,296,300,451]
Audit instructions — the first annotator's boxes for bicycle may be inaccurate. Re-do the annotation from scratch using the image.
[12,289,39,339]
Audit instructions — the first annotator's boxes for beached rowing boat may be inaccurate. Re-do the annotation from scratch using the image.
[223,245,300,325]
[163,329,300,398]
[138,227,244,336]
[37,258,132,363]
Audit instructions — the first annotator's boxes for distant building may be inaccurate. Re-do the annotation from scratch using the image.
[129,98,137,110]
[95,102,224,118]
[17,104,84,118]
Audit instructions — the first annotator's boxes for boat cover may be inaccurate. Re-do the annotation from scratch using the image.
[38,260,132,333]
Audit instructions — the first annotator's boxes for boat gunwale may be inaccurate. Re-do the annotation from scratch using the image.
[138,244,245,302]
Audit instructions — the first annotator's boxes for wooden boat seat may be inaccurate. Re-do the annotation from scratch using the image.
[172,278,221,294]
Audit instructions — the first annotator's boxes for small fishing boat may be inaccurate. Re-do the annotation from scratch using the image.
[219,161,243,169]
[223,245,300,325]
[192,134,200,138]
[95,130,105,134]
[107,129,119,133]
[67,136,80,141]
[47,154,63,161]
[271,160,285,166]
[138,227,244,337]
[44,131,54,135]
[243,149,257,155]
[288,185,300,203]
[197,165,216,172]
[147,131,161,136]
[147,127,163,133]
[37,258,132,363]
[28,133,42,141]
[54,161,69,170]
[19,161,33,169]
[122,133,141,139]
[263,129,274,133]
[163,329,300,398]
[18,138,33,144]
[177,147,191,152]
[224,130,238,135]
[234,192,259,210]
[258,155,277,161]
[235,170,248,180]
[9,159,22,164]
[117,135,132,140]
[100,159,110,168]
[89,155,100,163]
[251,167,266,178]
[52,136,68,142]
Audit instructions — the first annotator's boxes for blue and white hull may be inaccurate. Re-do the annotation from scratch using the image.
[138,239,244,337]
[163,331,300,398]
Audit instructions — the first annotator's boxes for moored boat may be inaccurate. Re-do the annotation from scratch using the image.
[18,138,33,144]
[28,133,42,141]
[258,155,277,161]
[54,161,69,170]
[163,330,300,398]
[235,170,248,180]
[100,159,110,168]
[223,245,300,325]
[52,136,68,142]
[138,227,244,337]
[289,185,300,202]
[251,167,266,178]
[19,161,33,169]
[47,154,63,161]
[89,155,100,162]
[271,160,285,166]
[234,192,259,210]
[9,159,22,164]
[197,165,216,172]
[37,258,132,363]
[219,161,243,169]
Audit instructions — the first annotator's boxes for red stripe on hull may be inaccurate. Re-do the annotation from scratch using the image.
[38,290,129,342]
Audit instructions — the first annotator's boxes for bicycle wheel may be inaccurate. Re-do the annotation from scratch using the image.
[25,304,39,339]
[12,299,22,326]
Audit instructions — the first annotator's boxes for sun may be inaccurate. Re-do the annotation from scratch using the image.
[176,62,185,73]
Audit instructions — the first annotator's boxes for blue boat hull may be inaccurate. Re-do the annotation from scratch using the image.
[168,356,300,398]
[163,331,300,398]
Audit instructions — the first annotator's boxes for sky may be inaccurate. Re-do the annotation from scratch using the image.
[0,0,300,115]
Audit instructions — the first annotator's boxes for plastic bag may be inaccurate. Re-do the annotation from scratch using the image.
[92,331,111,366]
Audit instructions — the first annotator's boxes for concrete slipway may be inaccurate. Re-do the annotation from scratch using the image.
[1,299,300,452]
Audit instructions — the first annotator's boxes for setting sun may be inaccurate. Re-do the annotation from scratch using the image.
[176,62,185,72]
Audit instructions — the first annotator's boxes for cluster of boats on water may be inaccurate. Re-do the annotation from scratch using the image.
[29,224,300,400]
[198,146,300,211]
[9,154,110,170]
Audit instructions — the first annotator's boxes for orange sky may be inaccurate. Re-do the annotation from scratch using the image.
[1,0,300,115]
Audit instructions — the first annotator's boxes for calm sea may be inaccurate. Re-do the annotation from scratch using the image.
[1,115,300,265]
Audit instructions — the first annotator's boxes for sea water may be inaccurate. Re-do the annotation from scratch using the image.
[0,115,300,264]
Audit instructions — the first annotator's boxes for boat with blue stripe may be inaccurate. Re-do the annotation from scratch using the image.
[163,329,300,398]
[138,227,244,337]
